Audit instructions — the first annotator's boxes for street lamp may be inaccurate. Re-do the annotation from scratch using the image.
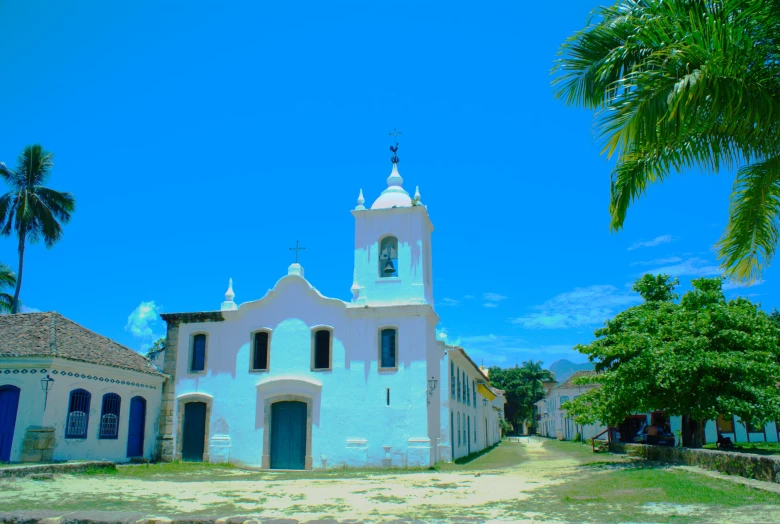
[483,398,488,407]
[427,376,438,405]
[40,374,54,411]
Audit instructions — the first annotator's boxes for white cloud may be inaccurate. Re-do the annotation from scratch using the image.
[20,305,41,313]
[483,292,508,302]
[125,301,164,352]
[642,257,721,278]
[463,295,476,300]
[455,334,581,368]
[630,257,683,267]
[440,297,460,306]
[511,285,641,329]
[628,235,674,251]
[484,303,498,308]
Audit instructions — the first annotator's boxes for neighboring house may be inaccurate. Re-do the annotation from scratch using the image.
[535,371,607,441]
[534,371,779,445]
[445,347,505,460]
[155,158,507,470]
[0,312,166,463]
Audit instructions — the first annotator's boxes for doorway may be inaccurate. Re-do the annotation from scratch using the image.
[126,396,146,458]
[182,402,207,462]
[270,401,306,469]
[0,385,20,462]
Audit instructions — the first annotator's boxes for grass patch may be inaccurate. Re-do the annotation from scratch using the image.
[438,440,527,471]
[368,494,406,504]
[703,441,780,456]
[75,466,117,476]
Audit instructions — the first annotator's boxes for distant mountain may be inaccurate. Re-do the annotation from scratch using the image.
[548,359,594,383]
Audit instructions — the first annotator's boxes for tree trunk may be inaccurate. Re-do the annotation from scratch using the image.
[681,415,705,448]
[11,225,26,314]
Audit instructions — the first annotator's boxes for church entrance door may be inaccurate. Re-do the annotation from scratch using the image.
[126,396,146,458]
[182,402,207,462]
[270,401,306,470]
[0,385,20,462]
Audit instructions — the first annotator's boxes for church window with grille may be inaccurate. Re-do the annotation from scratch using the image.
[66,389,91,439]
[191,333,207,372]
[252,331,270,371]
[312,328,332,370]
[99,393,121,439]
[379,236,398,278]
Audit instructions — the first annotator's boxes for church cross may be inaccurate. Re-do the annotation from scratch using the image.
[389,128,402,140]
[289,240,306,264]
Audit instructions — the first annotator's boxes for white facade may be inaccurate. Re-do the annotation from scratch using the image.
[159,160,506,469]
[535,384,606,441]
[0,357,164,462]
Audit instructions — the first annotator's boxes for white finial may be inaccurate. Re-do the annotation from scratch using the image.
[356,188,365,210]
[221,278,237,311]
[414,185,421,204]
[386,163,404,188]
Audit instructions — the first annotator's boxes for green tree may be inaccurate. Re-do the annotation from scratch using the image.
[0,145,75,313]
[553,0,780,282]
[488,360,553,433]
[145,337,166,360]
[565,275,780,447]
[0,262,17,313]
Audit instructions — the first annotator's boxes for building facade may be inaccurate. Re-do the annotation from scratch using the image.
[153,159,507,469]
[0,313,165,463]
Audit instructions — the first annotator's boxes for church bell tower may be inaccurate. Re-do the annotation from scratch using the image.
[350,137,434,307]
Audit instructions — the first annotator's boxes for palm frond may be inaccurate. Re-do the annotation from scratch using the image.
[0,293,12,314]
[34,187,75,223]
[716,156,780,283]
[0,262,15,289]
[17,144,54,188]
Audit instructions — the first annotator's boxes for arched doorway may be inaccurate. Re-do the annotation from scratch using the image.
[182,402,207,462]
[126,396,146,458]
[0,385,20,462]
[270,401,306,469]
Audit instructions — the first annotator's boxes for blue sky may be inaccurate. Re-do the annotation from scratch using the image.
[0,1,771,368]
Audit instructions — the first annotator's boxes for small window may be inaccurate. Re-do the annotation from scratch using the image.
[379,236,398,278]
[66,389,91,439]
[191,334,206,372]
[313,329,332,370]
[457,367,461,402]
[380,328,397,369]
[99,393,121,439]
[252,331,270,371]
[717,414,735,433]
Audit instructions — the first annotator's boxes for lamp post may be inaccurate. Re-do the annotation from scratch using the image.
[40,374,54,411]
[427,376,438,405]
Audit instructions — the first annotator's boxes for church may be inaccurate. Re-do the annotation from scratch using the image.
[153,151,506,469]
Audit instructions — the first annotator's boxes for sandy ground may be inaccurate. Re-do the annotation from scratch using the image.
[2,440,779,522]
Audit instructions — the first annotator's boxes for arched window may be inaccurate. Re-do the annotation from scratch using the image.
[379,236,398,278]
[191,333,207,372]
[379,328,397,369]
[66,389,91,439]
[252,331,270,371]
[99,393,121,439]
[312,328,332,370]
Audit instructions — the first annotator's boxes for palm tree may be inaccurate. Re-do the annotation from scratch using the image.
[553,0,780,282]
[0,262,16,313]
[0,145,75,313]
[519,360,553,433]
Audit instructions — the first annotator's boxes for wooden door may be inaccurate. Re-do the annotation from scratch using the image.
[126,396,146,458]
[270,401,306,470]
[182,402,206,462]
[0,386,20,462]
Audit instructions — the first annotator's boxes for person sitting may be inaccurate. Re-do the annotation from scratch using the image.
[716,431,734,450]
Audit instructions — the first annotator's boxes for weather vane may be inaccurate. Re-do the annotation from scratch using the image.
[389,128,401,164]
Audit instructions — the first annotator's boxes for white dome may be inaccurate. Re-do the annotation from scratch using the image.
[370,164,413,210]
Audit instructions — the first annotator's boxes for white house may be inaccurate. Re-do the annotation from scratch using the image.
[154,156,507,469]
[535,371,607,441]
[0,312,165,463]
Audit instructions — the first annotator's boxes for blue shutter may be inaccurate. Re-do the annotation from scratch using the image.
[253,332,269,370]
[381,329,396,368]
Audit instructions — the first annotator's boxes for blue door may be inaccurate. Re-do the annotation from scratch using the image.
[0,385,21,462]
[270,401,306,470]
[467,416,471,455]
[182,402,206,462]
[126,396,146,458]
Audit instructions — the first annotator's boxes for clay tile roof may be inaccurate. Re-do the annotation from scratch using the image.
[554,370,597,390]
[0,312,163,377]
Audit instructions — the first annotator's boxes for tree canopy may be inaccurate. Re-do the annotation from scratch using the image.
[565,275,780,446]
[0,262,16,313]
[553,0,780,282]
[488,360,553,432]
[0,145,75,313]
